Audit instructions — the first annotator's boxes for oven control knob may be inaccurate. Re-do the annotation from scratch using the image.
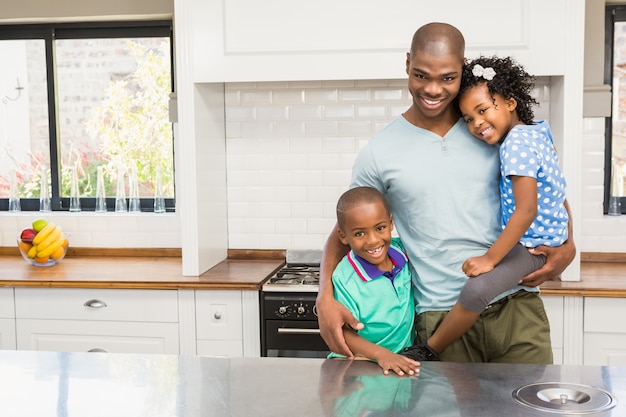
[278,306,288,315]
[297,305,306,315]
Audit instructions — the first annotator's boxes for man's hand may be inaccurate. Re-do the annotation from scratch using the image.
[317,295,363,357]
[521,238,576,287]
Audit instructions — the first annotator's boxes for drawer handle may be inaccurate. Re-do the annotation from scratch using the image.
[87,348,107,353]
[214,311,222,320]
[277,328,321,335]
[84,299,107,308]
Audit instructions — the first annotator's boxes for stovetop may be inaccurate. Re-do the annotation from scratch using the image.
[262,250,321,292]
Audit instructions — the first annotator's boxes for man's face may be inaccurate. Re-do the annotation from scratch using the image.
[405,50,463,121]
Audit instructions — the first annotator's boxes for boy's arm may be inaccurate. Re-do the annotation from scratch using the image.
[463,176,537,277]
[343,329,419,376]
[316,224,362,357]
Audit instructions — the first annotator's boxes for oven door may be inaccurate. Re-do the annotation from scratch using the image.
[263,320,330,358]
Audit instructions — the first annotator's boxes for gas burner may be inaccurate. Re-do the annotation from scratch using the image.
[263,260,321,292]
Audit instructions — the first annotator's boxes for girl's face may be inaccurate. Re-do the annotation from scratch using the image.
[458,83,520,145]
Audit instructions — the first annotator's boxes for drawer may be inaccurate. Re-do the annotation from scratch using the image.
[16,319,179,354]
[0,288,14,318]
[15,288,178,322]
[195,290,242,340]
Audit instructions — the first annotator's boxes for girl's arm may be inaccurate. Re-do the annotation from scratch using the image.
[463,176,537,277]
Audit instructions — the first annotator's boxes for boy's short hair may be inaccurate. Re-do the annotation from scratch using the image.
[336,187,390,230]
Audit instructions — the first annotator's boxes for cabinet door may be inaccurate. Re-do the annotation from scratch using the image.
[187,0,570,82]
[16,319,179,354]
[197,340,243,357]
[195,290,242,340]
[584,297,626,366]
[0,288,14,318]
[541,295,564,365]
[0,319,16,350]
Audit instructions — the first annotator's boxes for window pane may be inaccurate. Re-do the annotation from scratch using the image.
[0,39,50,199]
[55,37,174,199]
[612,22,626,197]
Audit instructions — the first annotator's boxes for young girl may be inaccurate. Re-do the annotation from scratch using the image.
[403,56,570,361]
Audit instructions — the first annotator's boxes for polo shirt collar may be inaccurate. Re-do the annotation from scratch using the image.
[347,245,408,282]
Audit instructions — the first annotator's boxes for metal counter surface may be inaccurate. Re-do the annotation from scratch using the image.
[0,350,624,417]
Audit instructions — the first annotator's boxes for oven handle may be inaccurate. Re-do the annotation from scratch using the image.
[277,328,321,335]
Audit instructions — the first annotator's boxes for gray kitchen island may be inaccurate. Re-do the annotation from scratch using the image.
[0,350,623,416]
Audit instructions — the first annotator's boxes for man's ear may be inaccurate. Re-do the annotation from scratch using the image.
[405,52,411,75]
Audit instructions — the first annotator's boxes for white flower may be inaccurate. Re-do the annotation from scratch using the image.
[472,64,496,81]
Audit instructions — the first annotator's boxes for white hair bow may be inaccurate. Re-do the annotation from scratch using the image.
[472,64,496,81]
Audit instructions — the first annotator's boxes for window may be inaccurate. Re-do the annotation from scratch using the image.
[606,7,626,214]
[0,21,175,212]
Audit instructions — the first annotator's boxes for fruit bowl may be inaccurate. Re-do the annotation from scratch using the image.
[17,219,69,267]
[18,237,69,266]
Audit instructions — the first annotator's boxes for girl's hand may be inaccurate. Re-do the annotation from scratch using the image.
[462,255,495,277]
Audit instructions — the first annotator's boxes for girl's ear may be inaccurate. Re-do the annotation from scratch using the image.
[505,97,518,112]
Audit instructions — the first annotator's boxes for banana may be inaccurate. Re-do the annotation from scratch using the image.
[27,245,38,259]
[32,222,56,245]
[36,225,62,251]
[37,238,66,259]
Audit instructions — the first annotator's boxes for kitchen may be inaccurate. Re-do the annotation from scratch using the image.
[1,0,626,415]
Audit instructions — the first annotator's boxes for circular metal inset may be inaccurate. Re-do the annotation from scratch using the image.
[512,382,617,414]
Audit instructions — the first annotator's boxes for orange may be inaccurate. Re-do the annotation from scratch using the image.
[34,256,50,264]
[51,247,65,259]
[18,240,33,254]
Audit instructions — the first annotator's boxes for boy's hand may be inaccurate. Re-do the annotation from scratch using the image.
[375,351,420,377]
[462,255,495,277]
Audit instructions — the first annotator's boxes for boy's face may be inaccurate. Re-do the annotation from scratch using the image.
[337,201,394,269]
[458,83,518,145]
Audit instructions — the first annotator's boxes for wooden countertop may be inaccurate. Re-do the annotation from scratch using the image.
[0,248,625,295]
[0,249,285,290]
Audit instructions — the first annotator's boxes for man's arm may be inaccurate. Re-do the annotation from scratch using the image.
[316,223,362,357]
[521,199,576,286]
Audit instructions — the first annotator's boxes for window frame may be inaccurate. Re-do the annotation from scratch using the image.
[605,6,626,215]
[0,20,175,212]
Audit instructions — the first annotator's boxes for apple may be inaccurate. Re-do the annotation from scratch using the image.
[20,228,37,243]
[32,219,48,232]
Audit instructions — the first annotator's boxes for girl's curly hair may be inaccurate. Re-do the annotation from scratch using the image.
[457,56,538,125]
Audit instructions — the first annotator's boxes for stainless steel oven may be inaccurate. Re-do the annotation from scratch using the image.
[260,250,330,358]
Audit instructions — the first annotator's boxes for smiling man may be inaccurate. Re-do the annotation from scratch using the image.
[316,22,576,364]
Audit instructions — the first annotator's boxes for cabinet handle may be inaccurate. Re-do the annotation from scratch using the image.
[83,299,107,308]
[214,311,222,320]
[87,348,107,353]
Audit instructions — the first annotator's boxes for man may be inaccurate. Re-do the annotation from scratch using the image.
[316,22,575,363]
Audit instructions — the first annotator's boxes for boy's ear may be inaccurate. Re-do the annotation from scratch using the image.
[337,228,349,246]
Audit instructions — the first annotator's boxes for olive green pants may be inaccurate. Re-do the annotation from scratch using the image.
[415,291,553,364]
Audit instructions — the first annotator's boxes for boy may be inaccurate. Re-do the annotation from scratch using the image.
[329,186,419,376]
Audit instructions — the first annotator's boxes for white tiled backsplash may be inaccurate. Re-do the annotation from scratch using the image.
[2,78,625,252]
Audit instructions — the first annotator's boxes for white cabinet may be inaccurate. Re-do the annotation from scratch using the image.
[184,0,575,82]
[542,295,564,365]
[0,288,16,349]
[195,290,260,357]
[584,297,626,366]
[14,288,179,354]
